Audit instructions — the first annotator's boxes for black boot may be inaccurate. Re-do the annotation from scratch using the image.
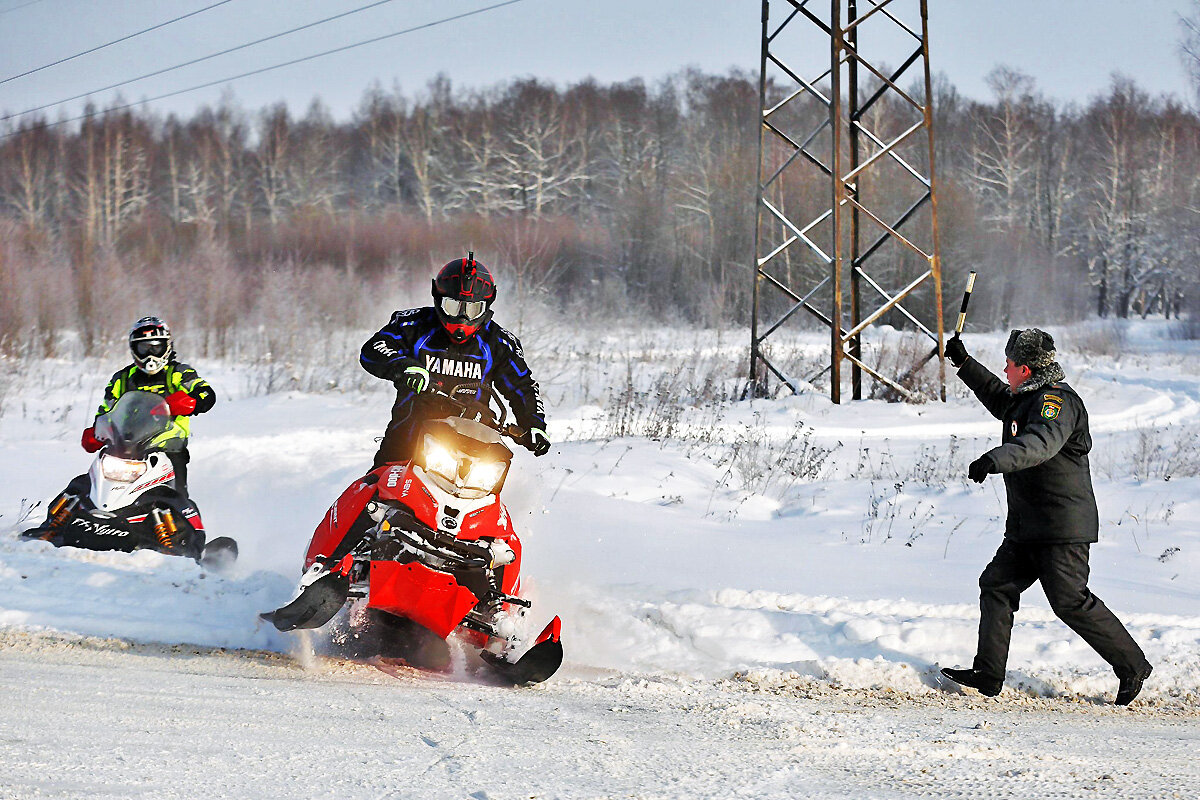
[940,667,1002,697]
[1115,664,1153,706]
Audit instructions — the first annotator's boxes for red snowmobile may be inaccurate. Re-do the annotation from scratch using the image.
[262,387,562,684]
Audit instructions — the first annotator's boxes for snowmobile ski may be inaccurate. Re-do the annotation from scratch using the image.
[200,536,238,571]
[260,570,350,632]
[480,617,563,685]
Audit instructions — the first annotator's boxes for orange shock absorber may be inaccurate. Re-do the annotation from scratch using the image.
[151,508,174,550]
[48,495,68,517]
[162,508,178,545]
[44,494,80,538]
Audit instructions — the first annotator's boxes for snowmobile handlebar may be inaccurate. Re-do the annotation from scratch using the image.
[421,385,528,443]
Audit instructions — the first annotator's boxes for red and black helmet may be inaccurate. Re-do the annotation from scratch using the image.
[432,253,496,343]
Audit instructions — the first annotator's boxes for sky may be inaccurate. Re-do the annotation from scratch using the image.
[0,0,1196,126]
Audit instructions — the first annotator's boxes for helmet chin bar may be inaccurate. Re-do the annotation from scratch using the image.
[137,354,169,374]
[443,321,480,342]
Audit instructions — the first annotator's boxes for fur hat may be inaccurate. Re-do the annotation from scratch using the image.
[1004,328,1056,370]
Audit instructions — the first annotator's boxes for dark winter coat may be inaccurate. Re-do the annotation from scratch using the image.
[360,307,546,451]
[958,357,1099,543]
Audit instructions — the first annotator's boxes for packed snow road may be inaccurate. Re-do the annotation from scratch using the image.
[1,631,1198,800]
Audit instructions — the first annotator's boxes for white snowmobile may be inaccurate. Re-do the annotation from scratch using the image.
[21,390,236,568]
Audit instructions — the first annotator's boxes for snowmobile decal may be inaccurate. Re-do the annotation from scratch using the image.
[68,519,132,539]
[385,466,404,488]
[128,471,175,496]
[423,354,484,381]
[372,340,398,357]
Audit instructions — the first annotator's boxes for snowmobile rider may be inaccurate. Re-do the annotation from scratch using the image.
[940,329,1153,705]
[360,254,549,467]
[82,316,216,495]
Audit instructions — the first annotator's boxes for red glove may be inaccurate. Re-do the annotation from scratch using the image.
[81,427,103,453]
[165,391,197,416]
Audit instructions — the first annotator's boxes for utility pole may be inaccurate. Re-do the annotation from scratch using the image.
[748,0,946,403]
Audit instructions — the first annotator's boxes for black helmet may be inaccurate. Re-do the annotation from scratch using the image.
[432,253,496,343]
[129,316,173,375]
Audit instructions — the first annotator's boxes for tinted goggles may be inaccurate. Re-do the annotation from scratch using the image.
[132,339,168,358]
[439,297,487,321]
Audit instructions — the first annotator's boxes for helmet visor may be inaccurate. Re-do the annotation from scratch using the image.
[439,297,487,321]
[132,339,168,358]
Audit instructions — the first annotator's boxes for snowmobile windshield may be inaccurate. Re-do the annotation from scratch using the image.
[418,417,512,499]
[93,390,174,459]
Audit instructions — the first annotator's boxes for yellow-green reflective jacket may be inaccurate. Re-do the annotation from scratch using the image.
[96,362,217,450]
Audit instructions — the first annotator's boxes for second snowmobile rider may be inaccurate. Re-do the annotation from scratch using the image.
[84,316,217,495]
[360,254,549,467]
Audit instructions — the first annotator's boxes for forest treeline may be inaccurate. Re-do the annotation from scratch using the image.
[0,67,1198,357]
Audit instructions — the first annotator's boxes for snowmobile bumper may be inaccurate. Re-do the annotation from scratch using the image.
[368,560,480,640]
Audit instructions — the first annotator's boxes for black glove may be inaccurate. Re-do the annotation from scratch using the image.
[519,428,551,457]
[968,455,994,484]
[395,365,430,394]
[945,336,968,368]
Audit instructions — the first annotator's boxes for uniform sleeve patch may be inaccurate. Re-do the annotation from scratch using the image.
[1041,399,1061,420]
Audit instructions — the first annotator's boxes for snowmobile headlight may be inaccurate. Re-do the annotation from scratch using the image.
[422,435,459,482]
[100,454,147,483]
[463,459,507,494]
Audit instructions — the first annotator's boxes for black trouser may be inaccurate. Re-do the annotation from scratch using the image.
[372,425,417,469]
[973,539,1149,682]
[167,449,191,497]
[372,395,492,469]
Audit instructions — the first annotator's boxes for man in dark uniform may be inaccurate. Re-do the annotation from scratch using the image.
[940,328,1153,705]
[360,254,549,467]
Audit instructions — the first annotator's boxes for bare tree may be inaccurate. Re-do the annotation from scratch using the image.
[254,104,292,225]
[494,89,589,217]
[1182,1,1200,106]
[286,100,344,217]
[0,121,56,229]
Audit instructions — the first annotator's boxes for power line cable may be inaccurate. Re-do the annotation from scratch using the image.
[1,0,407,122]
[0,0,527,138]
[0,0,235,86]
[0,0,52,17]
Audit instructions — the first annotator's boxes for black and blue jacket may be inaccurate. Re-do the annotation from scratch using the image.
[360,307,546,452]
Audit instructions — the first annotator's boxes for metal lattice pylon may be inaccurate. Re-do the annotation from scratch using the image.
[748,0,945,403]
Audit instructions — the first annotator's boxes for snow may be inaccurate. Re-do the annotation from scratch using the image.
[1,321,1198,798]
